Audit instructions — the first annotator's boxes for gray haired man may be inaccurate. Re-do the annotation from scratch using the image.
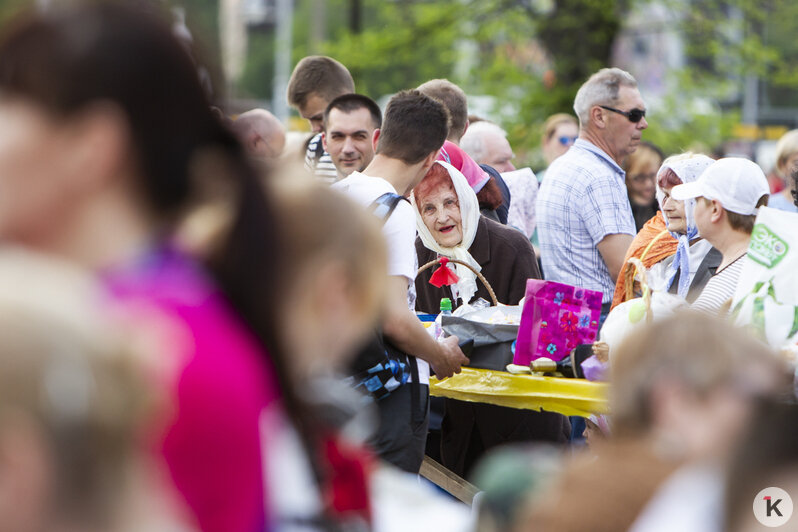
[536,67,648,320]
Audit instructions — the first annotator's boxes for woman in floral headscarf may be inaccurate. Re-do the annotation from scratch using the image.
[413,160,569,478]
[649,153,720,302]
[612,153,717,308]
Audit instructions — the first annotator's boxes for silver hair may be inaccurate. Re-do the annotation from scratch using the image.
[460,121,508,163]
[573,67,638,125]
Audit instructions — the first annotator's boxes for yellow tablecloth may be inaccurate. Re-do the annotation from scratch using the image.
[429,367,608,417]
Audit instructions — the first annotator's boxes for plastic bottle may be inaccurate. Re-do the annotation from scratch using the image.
[432,298,453,340]
[440,297,453,315]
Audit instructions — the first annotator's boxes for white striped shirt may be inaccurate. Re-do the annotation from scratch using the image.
[692,254,747,314]
[304,133,339,184]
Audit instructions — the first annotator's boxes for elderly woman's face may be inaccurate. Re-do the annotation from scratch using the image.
[661,185,687,234]
[418,183,463,248]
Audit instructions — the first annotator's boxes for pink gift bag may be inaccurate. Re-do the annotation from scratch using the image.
[514,279,603,365]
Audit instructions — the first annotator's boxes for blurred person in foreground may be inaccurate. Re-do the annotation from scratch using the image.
[417,78,511,224]
[412,161,569,478]
[232,108,286,160]
[287,55,354,182]
[471,445,564,532]
[671,158,769,314]
[724,400,798,532]
[769,129,798,213]
[266,178,382,528]
[515,312,789,532]
[268,178,472,531]
[0,250,196,532]
[322,93,381,180]
[333,90,469,474]
[611,153,717,308]
[0,4,312,530]
[631,391,796,531]
[536,68,646,323]
[537,113,578,182]
[623,141,664,232]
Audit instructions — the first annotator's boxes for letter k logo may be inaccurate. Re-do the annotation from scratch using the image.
[765,496,784,517]
[755,488,792,526]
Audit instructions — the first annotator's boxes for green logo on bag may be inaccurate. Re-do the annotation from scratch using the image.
[749,224,789,269]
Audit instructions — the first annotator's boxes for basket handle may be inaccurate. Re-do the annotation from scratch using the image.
[624,257,653,324]
[593,257,654,362]
[416,257,499,306]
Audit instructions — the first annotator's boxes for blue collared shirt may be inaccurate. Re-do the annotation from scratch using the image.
[535,139,635,303]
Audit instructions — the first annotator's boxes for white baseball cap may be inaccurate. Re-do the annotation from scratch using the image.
[671,157,770,215]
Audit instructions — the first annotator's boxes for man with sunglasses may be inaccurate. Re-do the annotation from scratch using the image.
[537,67,648,325]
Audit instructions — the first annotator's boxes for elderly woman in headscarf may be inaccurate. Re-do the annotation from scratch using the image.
[413,160,569,478]
[612,153,717,308]
[649,153,720,303]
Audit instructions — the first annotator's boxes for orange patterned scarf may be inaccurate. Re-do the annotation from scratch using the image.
[611,212,678,310]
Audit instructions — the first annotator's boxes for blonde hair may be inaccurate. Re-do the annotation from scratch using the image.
[272,177,387,320]
[775,129,798,178]
[623,142,663,181]
[0,249,150,526]
[542,113,578,142]
[610,312,787,438]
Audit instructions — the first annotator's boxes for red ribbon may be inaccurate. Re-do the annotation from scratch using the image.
[429,257,460,288]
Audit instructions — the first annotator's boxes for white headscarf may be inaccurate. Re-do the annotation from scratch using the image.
[655,154,715,298]
[412,160,482,303]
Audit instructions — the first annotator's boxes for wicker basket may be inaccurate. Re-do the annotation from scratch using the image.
[416,257,499,306]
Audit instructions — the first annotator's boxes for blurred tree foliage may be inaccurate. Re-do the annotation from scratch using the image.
[0,0,29,24]
[311,0,628,167]
[0,0,786,165]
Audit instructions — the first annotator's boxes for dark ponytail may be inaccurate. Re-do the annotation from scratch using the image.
[0,0,315,479]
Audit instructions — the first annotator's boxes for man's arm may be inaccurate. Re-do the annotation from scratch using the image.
[381,276,469,379]
[597,233,634,283]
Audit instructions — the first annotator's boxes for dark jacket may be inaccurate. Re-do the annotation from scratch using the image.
[667,246,723,304]
[415,215,569,478]
[415,215,539,312]
[479,164,511,225]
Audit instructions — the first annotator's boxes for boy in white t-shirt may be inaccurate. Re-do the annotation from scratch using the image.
[671,157,770,314]
[334,90,469,473]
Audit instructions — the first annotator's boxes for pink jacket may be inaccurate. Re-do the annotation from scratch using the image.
[103,247,280,532]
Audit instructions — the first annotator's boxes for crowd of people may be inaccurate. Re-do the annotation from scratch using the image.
[1,2,798,532]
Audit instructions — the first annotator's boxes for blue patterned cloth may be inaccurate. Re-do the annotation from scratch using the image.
[536,139,635,304]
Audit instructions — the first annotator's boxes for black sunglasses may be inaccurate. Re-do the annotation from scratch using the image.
[599,105,646,123]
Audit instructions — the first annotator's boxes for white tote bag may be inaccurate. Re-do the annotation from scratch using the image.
[731,206,798,349]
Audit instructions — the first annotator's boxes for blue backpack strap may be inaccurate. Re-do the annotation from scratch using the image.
[369,192,409,223]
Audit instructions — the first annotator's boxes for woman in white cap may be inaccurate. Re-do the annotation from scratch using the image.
[671,157,770,313]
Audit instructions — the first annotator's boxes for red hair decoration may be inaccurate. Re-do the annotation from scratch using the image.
[429,257,459,288]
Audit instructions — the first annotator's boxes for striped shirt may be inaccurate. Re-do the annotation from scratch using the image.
[692,254,747,314]
[536,139,636,303]
[304,133,339,184]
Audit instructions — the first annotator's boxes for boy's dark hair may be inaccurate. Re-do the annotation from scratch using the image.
[323,93,382,131]
[417,79,468,141]
[376,90,450,165]
[287,56,354,108]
